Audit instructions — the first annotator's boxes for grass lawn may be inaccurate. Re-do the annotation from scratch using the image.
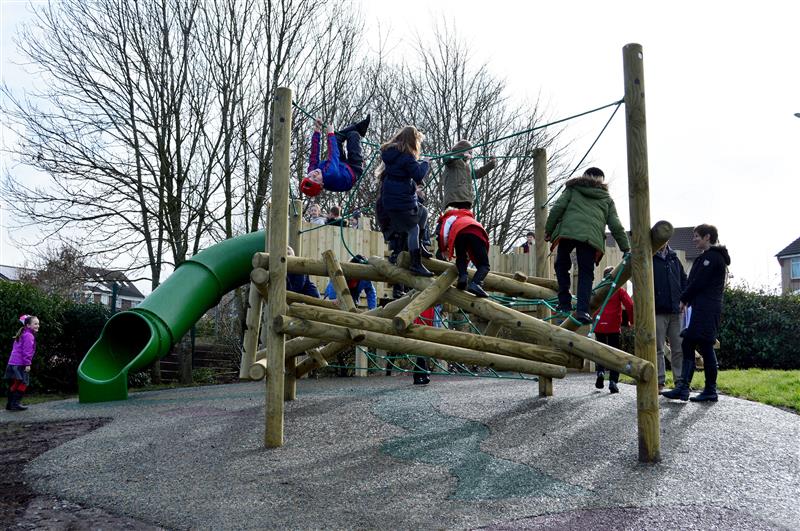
[623,369,800,413]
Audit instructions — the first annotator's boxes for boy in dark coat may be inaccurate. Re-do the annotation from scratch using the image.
[544,167,630,324]
[285,246,320,297]
[300,116,370,197]
[663,224,730,402]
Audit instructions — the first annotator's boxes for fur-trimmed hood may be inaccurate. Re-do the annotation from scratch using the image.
[564,176,609,191]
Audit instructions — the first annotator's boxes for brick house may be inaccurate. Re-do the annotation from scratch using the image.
[775,236,800,295]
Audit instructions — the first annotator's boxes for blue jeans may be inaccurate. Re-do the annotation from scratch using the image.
[554,239,596,313]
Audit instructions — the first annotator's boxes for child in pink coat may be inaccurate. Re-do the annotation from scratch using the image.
[5,314,40,411]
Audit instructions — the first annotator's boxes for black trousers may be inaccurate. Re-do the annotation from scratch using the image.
[595,332,620,383]
[336,129,364,177]
[681,335,718,388]
[454,233,489,276]
[554,239,596,313]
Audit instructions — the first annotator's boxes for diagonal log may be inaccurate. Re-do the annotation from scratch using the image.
[392,266,458,331]
[560,220,674,331]
[275,316,565,378]
[369,257,654,383]
[287,303,571,372]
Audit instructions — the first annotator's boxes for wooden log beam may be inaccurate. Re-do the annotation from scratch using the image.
[492,270,559,292]
[624,42,660,463]
[251,268,340,309]
[323,250,358,312]
[534,147,554,397]
[369,257,654,382]
[397,253,559,301]
[287,303,570,375]
[264,86,291,448]
[560,220,673,332]
[393,266,458,331]
[275,316,563,377]
[253,253,559,301]
[293,295,414,378]
[239,282,263,380]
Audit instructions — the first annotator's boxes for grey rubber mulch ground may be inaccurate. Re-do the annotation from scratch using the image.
[2,373,798,530]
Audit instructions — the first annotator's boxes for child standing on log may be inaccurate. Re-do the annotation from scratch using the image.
[437,208,491,297]
[377,126,433,277]
[545,167,630,324]
[441,139,497,210]
[300,116,370,197]
[5,314,40,411]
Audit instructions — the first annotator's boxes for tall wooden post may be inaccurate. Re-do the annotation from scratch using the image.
[623,43,660,463]
[285,198,303,400]
[265,87,292,448]
[533,148,553,397]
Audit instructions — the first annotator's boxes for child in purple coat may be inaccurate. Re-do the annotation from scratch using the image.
[300,116,370,197]
[5,314,40,411]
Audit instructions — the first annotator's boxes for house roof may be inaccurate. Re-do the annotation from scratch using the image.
[776,236,800,258]
[605,226,701,260]
[0,264,144,299]
[85,267,145,299]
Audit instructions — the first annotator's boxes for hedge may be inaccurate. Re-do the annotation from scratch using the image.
[718,287,800,370]
[1,280,111,394]
[618,287,800,370]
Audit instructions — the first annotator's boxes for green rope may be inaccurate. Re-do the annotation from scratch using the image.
[588,253,630,336]
[544,99,624,207]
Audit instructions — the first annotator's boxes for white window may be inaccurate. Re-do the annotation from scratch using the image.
[792,257,800,279]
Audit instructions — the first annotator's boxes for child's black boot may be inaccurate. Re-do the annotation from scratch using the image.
[595,371,605,389]
[467,266,490,297]
[409,249,434,277]
[456,272,469,290]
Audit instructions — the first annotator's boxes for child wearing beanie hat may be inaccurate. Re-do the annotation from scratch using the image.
[441,139,497,209]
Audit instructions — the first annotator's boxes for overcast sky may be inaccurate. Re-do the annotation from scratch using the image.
[2,0,799,292]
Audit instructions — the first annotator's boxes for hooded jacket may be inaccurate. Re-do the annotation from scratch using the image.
[544,176,630,258]
[380,147,429,212]
[437,209,489,261]
[681,245,731,342]
[441,155,497,207]
[594,288,634,335]
[653,246,688,314]
[286,273,320,298]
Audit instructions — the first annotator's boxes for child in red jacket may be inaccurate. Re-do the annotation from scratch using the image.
[437,208,491,297]
[593,267,634,394]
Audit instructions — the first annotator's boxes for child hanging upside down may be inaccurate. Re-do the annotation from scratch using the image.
[300,115,370,197]
[437,208,491,297]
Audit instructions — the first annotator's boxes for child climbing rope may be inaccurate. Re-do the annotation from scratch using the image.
[300,115,370,197]
[377,126,433,277]
[544,167,630,324]
[441,139,497,209]
[436,208,491,297]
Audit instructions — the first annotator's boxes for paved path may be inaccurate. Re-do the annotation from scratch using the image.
[3,374,797,530]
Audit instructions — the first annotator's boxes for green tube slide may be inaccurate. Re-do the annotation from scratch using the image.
[78,231,266,403]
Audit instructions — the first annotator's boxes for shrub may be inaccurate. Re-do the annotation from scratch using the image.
[1,280,111,394]
[719,287,800,369]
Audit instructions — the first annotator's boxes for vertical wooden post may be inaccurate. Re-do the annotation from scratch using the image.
[285,199,303,399]
[623,43,660,463]
[239,283,263,380]
[264,87,292,448]
[533,148,553,397]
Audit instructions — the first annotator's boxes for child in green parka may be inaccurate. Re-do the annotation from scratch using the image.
[544,167,630,324]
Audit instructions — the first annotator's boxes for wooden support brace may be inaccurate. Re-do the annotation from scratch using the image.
[275,316,563,377]
[393,266,458,331]
[239,282,263,380]
[287,303,570,375]
[369,256,654,383]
